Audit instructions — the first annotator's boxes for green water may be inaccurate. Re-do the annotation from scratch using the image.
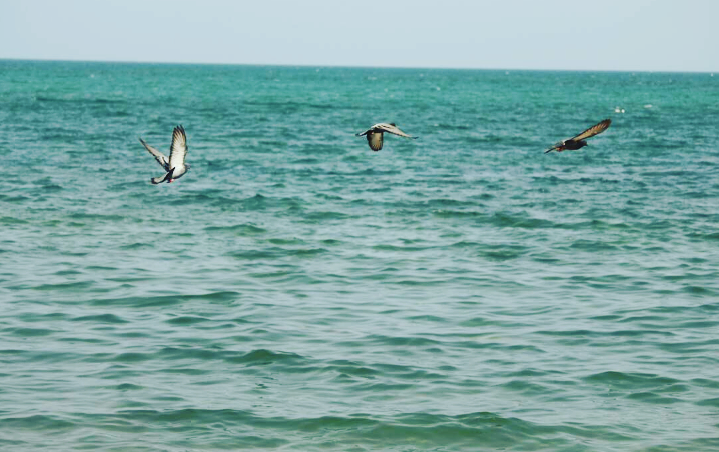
[1,60,718,451]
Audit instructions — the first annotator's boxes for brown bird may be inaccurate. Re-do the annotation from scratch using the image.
[545,119,611,154]
[355,123,417,151]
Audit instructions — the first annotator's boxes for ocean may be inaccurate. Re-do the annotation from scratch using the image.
[1,60,718,451]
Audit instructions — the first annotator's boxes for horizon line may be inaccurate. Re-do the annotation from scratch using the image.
[0,57,716,75]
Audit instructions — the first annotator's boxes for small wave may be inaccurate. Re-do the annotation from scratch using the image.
[490,212,556,229]
[230,249,281,260]
[687,232,719,241]
[224,349,304,365]
[0,414,75,430]
[32,281,93,291]
[367,334,442,347]
[302,211,351,221]
[0,195,30,203]
[0,216,28,225]
[120,242,152,250]
[7,327,56,337]
[267,237,305,245]
[165,316,211,325]
[682,285,716,296]
[433,209,484,218]
[72,314,128,324]
[372,244,433,252]
[426,198,477,208]
[204,223,267,235]
[569,239,619,251]
[66,212,126,222]
[90,291,240,307]
[626,391,683,405]
[583,371,679,389]
[695,397,719,407]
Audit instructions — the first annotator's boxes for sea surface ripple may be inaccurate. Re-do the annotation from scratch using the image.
[1,61,718,451]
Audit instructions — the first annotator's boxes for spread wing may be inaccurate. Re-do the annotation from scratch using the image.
[168,125,187,169]
[545,141,566,154]
[570,119,611,142]
[375,123,417,139]
[367,131,384,151]
[139,138,169,170]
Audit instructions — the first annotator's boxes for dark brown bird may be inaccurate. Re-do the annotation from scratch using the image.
[545,119,611,154]
[355,123,417,151]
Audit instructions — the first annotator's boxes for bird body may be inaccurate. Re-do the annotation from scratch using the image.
[356,123,417,151]
[139,125,190,184]
[545,119,611,154]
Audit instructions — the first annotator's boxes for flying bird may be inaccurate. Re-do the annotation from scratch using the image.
[355,123,417,151]
[139,125,190,184]
[545,119,611,154]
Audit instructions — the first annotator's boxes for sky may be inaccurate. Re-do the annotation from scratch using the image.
[1,0,717,72]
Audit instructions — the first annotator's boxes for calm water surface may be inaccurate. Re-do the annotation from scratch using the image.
[1,60,718,451]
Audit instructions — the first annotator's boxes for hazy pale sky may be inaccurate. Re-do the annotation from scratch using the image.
[1,0,717,72]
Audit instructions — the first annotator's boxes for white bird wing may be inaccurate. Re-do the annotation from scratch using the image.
[375,123,417,139]
[570,119,611,142]
[167,125,187,170]
[139,138,169,170]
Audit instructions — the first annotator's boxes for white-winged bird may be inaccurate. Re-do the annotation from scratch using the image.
[355,123,417,151]
[139,125,190,184]
[545,119,611,154]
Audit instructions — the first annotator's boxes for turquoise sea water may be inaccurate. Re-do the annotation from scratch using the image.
[1,60,718,451]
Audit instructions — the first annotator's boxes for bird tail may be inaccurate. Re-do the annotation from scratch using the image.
[151,168,175,184]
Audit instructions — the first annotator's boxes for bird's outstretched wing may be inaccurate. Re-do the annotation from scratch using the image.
[570,118,611,142]
[367,132,384,151]
[375,123,417,139]
[139,138,169,170]
[168,125,187,170]
[544,141,566,154]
